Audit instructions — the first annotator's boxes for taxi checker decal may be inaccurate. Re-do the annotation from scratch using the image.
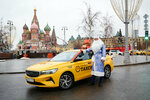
[75,66,92,72]
[75,66,80,72]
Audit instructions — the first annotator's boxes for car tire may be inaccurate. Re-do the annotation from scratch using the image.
[104,65,111,79]
[59,72,74,89]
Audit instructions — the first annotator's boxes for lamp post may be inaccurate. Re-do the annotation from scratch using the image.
[0,18,3,52]
[131,20,134,56]
[62,26,68,50]
[7,20,13,51]
[110,0,143,64]
[143,14,149,61]
[131,15,140,56]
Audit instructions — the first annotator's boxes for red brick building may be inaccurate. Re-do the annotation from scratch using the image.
[18,9,57,52]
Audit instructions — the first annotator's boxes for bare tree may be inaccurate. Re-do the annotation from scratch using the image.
[80,3,100,39]
[101,14,113,38]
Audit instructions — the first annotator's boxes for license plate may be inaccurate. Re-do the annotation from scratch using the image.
[26,78,34,83]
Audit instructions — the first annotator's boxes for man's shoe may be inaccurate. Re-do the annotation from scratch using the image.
[88,83,95,86]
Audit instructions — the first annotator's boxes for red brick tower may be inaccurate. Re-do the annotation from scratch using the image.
[31,8,39,28]
[22,24,29,41]
[51,26,57,48]
[30,22,39,50]
[44,24,51,50]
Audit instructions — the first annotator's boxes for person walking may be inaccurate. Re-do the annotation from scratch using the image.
[83,35,106,87]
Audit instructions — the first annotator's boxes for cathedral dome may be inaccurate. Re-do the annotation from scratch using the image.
[40,30,45,34]
[23,24,28,30]
[44,24,51,31]
[26,30,31,34]
[31,23,38,29]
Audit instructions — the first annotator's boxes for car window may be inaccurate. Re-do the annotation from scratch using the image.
[51,51,78,62]
[87,50,93,59]
[75,52,90,61]
[83,53,90,60]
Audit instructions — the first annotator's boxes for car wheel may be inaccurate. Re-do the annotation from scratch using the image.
[104,65,111,79]
[59,72,74,89]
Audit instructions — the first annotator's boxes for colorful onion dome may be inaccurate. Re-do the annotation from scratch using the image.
[23,24,28,30]
[44,24,51,31]
[19,40,23,44]
[31,22,38,29]
[40,30,45,34]
[26,30,31,34]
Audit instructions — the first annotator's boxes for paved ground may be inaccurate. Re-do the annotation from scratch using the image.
[0,58,49,73]
[0,55,150,73]
[0,64,150,100]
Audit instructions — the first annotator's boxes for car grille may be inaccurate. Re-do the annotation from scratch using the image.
[26,70,40,77]
[27,81,45,85]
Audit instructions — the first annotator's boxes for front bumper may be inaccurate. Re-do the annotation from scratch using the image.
[25,73,60,87]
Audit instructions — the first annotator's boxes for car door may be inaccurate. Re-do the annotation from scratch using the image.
[73,52,92,80]
[82,52,93,78]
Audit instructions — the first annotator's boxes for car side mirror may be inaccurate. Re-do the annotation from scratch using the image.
[78,53,84,57]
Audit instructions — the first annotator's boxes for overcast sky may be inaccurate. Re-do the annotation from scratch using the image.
[0,0,150,49]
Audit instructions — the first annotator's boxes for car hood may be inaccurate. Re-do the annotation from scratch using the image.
[26,61,68,71]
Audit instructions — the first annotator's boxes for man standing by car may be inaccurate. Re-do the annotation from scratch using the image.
[83,35,106,87]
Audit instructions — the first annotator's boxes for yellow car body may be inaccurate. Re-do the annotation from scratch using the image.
[134,50,141,55]
[130,50,141,55]
[25,50,114,89]
[142,50,150,55]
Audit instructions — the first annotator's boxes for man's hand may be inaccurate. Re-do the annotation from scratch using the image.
[101,60,105,62]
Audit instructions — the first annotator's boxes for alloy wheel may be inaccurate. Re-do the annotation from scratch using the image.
[104,66,111,79]
[59,73,73,89]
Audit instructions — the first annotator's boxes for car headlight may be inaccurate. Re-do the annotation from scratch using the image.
[40,68,58,75]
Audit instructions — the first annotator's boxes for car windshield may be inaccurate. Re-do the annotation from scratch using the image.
[51,51,78,62]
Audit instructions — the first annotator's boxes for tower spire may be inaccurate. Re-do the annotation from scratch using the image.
[52,26,56,38]
[31,8,39,28]
[51,26,57,47]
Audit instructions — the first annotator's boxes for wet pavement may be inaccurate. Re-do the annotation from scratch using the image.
[0,64,150,100]
[0,55,150,73]
[0,58,49,73]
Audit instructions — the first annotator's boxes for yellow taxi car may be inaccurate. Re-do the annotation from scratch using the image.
[142,50,150,55]
[134,50,141,55]
[129,50,141,55]
[25,50,114,89]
